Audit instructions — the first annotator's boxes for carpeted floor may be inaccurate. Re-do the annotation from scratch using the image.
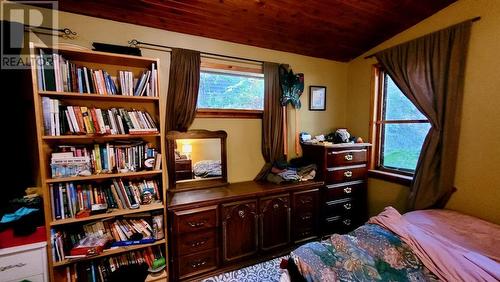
[201,256,287,282]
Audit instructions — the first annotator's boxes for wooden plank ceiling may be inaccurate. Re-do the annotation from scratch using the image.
[53,0,456,62]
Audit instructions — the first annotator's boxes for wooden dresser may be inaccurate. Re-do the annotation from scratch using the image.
[301,142,371,235]
[175,159,193,181]
[167,180,323,281]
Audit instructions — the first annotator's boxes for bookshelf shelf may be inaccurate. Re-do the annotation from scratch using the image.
[49,202,164,226]
[42,133,160,141]
[30,42,168,281]
[45,170,162,183]
[39,91,160,102]
[32,43,158,68]
[53,239,166,267]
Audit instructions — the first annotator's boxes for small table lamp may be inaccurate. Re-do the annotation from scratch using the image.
[181,144,192,159]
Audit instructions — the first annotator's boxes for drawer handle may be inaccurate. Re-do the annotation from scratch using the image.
[343,219,351,226]
[238,210,246,218]
[344,171,353,178]
[187,220,206,228]
[190,239,207,247]
[190,259,207,269]
[344,154,353,161]
[301,215,312,221]
[343,187,352,194]
[343,203,352,210]
[300,197,312,205]
[0,263,27,272]
[300,231,311,237]
[273,203,279,209]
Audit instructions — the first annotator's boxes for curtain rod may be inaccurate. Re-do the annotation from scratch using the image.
[363,16,481,60]
[128,39,265,65]
[23,24,77,39]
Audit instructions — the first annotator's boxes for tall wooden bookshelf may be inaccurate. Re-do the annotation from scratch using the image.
[29,43,168,281]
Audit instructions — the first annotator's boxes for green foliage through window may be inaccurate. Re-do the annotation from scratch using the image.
[197,71,264,110]
[381,75,430,172]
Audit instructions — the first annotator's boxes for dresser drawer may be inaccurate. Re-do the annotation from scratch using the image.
[293,210,317,242]
[325,181,365,201]
[7,273,44,282]
[176,170,193,180]
[293,189,319,212]
[175,159,192,170]
[326,165,367,183]
[294,227,316,242]
[327,149,367,167]
[324,198,356,216]
[173,206,218,234]
[177,228,217,256]
[294,210,315,225]
[0,243,47,282]
[323,215,356,234]
[178,249,218,279]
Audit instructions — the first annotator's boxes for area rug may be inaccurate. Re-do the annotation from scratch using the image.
[201,256,288,282]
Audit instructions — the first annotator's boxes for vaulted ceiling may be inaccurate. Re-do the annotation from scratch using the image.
[52,0,456,62]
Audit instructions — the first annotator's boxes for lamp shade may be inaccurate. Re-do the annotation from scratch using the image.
[181,144,192,154]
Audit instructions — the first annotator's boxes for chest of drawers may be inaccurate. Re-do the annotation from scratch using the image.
[0,242,48,282]
[168,181,323,281]
[302,143,371,235]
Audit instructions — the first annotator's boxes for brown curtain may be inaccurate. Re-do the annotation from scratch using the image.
[166,48,201,132]
[255,62,285,181]
[375,21,472,209]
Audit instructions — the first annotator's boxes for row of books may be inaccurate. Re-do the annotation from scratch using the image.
[63,246,164,282]
[42,98,158,136]
[50,141,160,178]
[103,213,164,244]
[49,178,161,220]
[36,49,159,97]
[51,213,163,263]
[51,213,161,262]
[105,217,156,244]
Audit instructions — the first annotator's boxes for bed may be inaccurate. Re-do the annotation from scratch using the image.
[283,207,500,282]
[193,159,222,178]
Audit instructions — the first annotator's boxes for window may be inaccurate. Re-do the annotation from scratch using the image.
[371,66,430,180]
[196,60,264,118]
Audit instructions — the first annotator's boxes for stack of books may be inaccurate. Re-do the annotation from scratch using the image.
[42,98,159,136]
[36,49,159,97]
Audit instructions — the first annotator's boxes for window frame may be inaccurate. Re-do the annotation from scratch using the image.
[195,60,264,119]
[369,65,429,185]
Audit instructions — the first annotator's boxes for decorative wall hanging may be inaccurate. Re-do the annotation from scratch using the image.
[279,65,304,156]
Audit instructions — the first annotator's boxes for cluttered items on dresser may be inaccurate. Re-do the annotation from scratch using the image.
[264,160,318,184]
[166,130,228,190]
[300,128,365,145]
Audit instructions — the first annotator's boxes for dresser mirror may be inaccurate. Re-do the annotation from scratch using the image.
[166,130,228,191]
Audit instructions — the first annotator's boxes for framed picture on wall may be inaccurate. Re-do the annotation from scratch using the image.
[309,86,326,111]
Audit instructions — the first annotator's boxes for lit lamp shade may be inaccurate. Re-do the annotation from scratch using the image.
[181,144,192,154]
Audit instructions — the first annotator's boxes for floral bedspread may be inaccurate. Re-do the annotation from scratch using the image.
[290,224,439,282]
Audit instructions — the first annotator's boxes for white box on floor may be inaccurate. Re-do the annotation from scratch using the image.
[0,242,48,282]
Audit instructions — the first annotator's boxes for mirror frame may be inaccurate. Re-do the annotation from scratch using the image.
[166,129,228,191]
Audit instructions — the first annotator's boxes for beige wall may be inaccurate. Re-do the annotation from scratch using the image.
[347,0,500,224]
[21,8,348,183]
